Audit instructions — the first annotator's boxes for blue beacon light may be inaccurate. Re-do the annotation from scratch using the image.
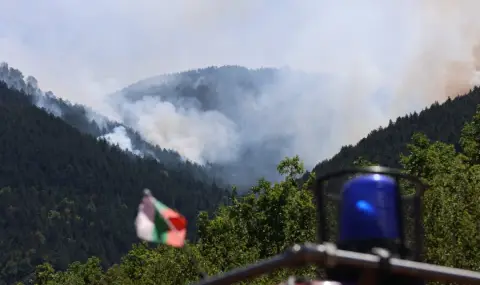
[339,174,400,242]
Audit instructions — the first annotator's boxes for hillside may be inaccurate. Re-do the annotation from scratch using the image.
[0,81,229,284]
[312,87,480,176]
[0,62,221,186]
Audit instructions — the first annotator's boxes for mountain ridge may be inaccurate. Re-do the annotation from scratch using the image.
[3,61,479,188]
[0,62,222,186]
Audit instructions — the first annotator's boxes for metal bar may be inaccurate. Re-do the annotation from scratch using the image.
[192,251,295,285]
[329,245,480,284]
[192,243,480,285]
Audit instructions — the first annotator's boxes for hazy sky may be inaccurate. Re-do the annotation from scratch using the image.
[1,1,419,105]
[2,0,480,167]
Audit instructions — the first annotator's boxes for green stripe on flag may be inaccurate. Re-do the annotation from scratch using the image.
[152,209,169,243]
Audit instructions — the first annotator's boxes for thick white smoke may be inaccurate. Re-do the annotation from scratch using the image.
[111,93,241,164]
[112,69,347,167]
[3,0,480,173]
[100,126,142,156]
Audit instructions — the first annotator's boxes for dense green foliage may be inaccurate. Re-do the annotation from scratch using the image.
[21,156,318,285]
[0,82,228,284]
[28,104,480,284]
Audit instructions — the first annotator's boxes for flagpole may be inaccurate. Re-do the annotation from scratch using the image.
[144,189,208,280]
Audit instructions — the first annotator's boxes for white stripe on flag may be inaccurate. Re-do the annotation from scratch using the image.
[135,210,155,242]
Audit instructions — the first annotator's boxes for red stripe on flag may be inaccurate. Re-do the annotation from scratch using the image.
[168,216,187,231]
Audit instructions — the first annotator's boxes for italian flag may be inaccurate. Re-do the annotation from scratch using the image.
[135,189,187,247]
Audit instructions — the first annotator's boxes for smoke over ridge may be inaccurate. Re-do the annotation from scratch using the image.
[2,0,480,183]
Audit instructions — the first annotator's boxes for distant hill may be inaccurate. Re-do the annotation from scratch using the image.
[114,66,286,186]
[114,65,480,181]
[0,81,228,284]
[112,66,335,188]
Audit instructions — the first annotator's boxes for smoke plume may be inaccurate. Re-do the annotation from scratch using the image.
[2,0,480,180]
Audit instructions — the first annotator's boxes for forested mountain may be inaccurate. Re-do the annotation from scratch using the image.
[6,62,480,191]
[0,62,314,189]
[33,103,480,285]
[119,61,480,184]
[0,81,229,284]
